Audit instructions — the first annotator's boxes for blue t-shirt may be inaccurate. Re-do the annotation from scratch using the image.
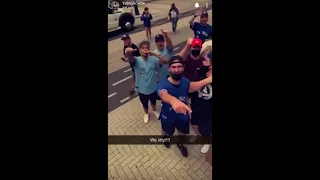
[153,46,173,81]
[156,77,190,120]
[190,22,212,43]
[133,56,159,95]
[141,13,153,27]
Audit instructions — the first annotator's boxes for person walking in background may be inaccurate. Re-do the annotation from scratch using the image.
[141,7,153,39]
[168,3,179,33]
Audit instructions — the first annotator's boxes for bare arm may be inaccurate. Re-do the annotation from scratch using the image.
[161,29,173,50]
[159,90,179,105]
[159,90,192,115]
[125,48,137,64]
[178,37,193,59]
[178,44,190,59]
[189,76,212,93]
[189,16,196,27]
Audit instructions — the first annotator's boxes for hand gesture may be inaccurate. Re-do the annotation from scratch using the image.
[125,48,137,54]
[187,37,194,45]
[145,50,157,56]
[161,29,168,35]
[194,10,201,17]
[171,98,192,117]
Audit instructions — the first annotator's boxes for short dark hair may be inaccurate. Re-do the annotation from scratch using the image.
[144,7,148,11]
[139,41,150,49]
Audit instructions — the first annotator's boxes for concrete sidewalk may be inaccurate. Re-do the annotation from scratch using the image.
[108,97,212,179]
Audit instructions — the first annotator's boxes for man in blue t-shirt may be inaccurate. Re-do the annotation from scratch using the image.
[156,55,212,157]
[125,41,168,124]
[189,11,212,44]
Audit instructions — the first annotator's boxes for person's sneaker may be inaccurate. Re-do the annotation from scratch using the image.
[153,111,160,119]
[177,144,188,157]
[163,135,170,148]
[201,144,211,154]
[144,114,149,123]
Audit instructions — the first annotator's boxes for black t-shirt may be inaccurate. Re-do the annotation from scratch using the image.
[191,73,212,118]
[123,43,141,57]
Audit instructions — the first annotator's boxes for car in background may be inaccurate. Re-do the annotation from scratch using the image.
[108,6,135,32]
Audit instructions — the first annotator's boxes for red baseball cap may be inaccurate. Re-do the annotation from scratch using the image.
[191,38,202,49]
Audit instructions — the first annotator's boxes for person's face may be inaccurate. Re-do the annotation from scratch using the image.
[169,63,184,75]
[156,41,165,50]
[123,39,131,46]
[200,16,208,25]
[202,55,212,69]
[140,44,150,57]
[190,47,201,57]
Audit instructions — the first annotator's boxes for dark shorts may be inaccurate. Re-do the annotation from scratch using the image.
[190,114,212,136]
[138,91,157,109]
[144,25,151,28]
[160,115,190,136]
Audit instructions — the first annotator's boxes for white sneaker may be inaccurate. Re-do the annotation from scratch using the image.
[144,114,149,123]
[153,111,160,119]
[201,144,211,154]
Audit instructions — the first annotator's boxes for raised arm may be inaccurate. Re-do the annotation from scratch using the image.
[190,10,201,28]
[125,47,137,64]
[189,76,212,93]
[178,38,193,59]
[161,29,173,50]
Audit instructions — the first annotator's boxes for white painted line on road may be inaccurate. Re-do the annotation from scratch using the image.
[120,96,130,103]
[124,68,132,73]
[112,75,132,86]
[108,92,117,98]
[173,47,179,51]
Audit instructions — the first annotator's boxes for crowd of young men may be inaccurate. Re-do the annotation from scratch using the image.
[121,10,212,158]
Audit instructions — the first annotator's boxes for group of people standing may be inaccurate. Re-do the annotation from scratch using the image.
[121,9,213,158]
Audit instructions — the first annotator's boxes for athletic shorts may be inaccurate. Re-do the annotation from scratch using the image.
[190,114,212,136]
[138,91,157,109]
[160,111,190,136]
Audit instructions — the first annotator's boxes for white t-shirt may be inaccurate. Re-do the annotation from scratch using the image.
[170,10,177,18]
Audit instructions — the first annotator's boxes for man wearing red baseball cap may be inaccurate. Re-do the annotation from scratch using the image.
[177,37,207,140]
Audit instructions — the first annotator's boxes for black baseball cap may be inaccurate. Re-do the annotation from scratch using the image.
[169,55,184,67]
[200,11,209,18]
[155,34,165,42]
[121,34,130,40]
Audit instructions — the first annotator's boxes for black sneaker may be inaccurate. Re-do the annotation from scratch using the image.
[163,135,170,148]
[177,144,188,157]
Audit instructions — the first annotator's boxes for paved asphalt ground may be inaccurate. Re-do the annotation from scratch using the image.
[108,40,187,112]
[108,4,212,41]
